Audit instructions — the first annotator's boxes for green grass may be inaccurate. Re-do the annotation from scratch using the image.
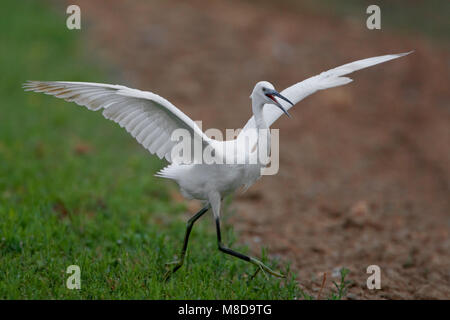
[0,1,302,299]
[329,268,351,300]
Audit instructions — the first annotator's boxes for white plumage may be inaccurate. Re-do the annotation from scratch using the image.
[239,52,412,138]
[24,81,212,163]
[23,52,411,279]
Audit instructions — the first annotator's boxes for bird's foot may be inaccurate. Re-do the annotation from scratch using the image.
[165,259,182,266]
[250,266,262,280]
[249,257,285,279]
[163,259,183,282]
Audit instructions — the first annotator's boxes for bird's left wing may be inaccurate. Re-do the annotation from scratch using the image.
[23,81,211,163]
[239,52,412,141]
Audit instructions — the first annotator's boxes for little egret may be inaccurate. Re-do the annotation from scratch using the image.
[23,51,411,280]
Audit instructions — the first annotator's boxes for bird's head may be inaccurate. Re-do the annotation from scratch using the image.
[250,81,293,118]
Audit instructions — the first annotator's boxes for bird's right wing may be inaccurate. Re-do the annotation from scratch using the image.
[23,81,212,163]
[239,52,412,142]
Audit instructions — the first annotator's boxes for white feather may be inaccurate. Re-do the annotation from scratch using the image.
[23,80,212,162]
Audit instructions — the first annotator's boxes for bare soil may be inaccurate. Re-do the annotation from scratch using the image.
[65,0,449,299]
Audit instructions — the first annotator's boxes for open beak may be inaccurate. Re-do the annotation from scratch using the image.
[265,89,293,118]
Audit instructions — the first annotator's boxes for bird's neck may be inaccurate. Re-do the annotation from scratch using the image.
[252,99,271,159]
[252,99,268,130]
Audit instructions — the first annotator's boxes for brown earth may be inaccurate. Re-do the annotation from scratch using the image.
[62,0,449,299]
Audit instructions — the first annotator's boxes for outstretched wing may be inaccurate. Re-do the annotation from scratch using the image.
[239,52,412,139]
[23,81,211,163]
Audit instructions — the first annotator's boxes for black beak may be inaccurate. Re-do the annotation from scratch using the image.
[265,89,293,118]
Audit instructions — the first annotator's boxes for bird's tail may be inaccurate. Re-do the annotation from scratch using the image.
[154,164,179,180]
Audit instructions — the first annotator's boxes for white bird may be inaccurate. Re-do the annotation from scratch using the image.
[23,51,411,280]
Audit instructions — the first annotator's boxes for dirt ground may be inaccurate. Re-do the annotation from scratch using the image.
[62,0,449,299]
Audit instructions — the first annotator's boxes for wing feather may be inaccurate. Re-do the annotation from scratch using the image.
[23,81,211,163]
[239,52,412,138]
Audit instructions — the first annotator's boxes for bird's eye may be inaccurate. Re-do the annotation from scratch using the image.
[262,88,266,92]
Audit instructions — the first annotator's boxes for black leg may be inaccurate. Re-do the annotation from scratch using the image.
[215,217,285,279]
[163,204,210,281]
[215,218,251,262]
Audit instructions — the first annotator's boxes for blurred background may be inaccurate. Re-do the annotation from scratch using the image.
[0,0,448,299]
